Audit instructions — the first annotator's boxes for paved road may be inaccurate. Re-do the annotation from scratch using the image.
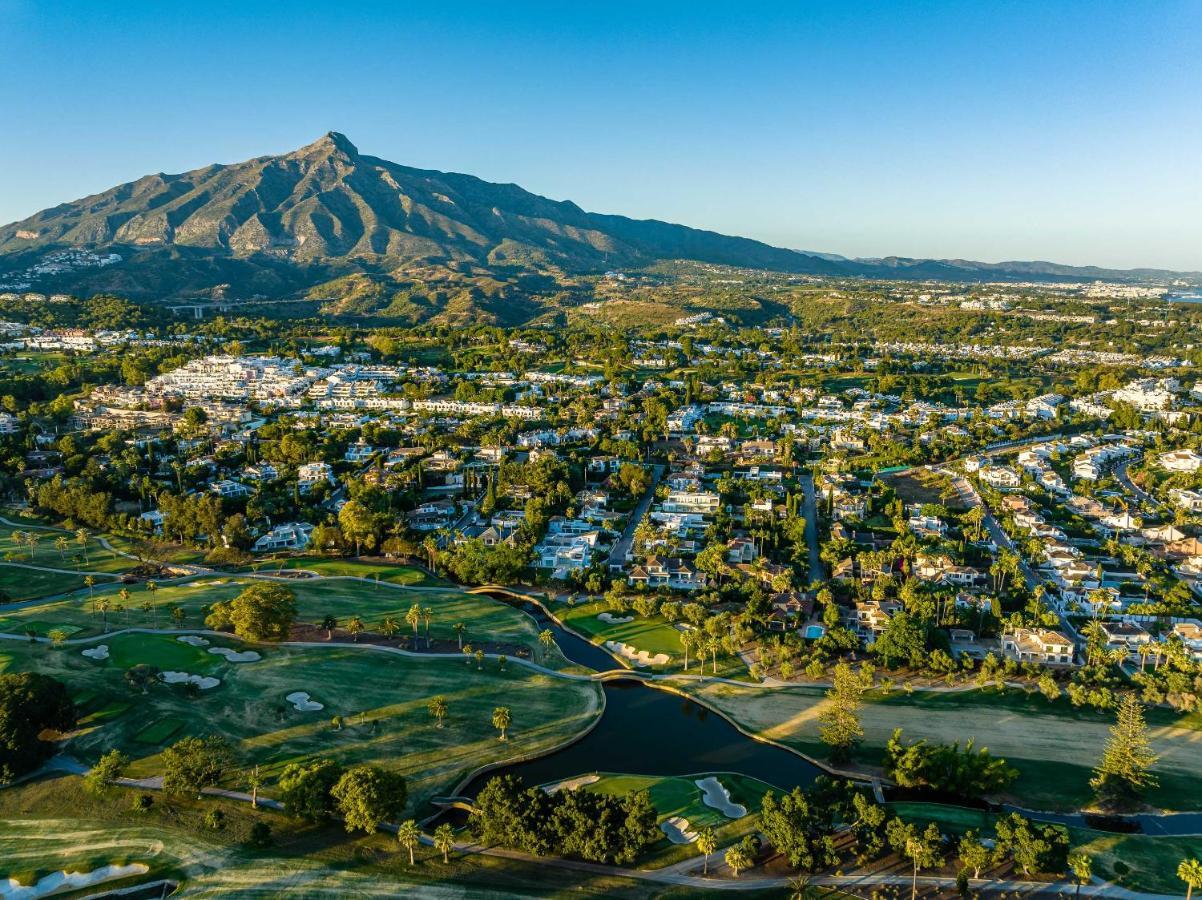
[607,463,664,569]
[1114,457,1161,512]
[799,468,825,582]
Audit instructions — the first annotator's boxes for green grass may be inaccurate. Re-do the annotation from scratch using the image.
[0,566,89,603]
[688,680,1202,813]
[1,575,568,665]
[276,557,443,587]
[560,600,746,677]
[133,716,187,745]
[0,633,602,815]
[0,774,687,898]
[890,801,1202,894]
[580,772,772,868]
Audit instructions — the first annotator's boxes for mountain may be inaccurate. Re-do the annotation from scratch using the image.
[0,132,1192,319]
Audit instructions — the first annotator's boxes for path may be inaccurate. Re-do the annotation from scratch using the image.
[21,758,1172,898]
[607,463,664,569]
[799,468,824,581]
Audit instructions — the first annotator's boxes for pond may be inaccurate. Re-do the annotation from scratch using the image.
[459,679,822,797]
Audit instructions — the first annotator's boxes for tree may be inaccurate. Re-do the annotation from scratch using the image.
[338,500,376,556]
[818,662,864,763]
[124,664,159,694]
[381,616,400,638]
[1068,851,1092,899]
[725,840,752,877]
[347,615,365,642]
[422,606,433,648]
[453,622,466,650]
[492,706,512,741]
[161,735,233,797]
[397,819,422,866]
[759,788,837,872]
[331,765,408,834]
[84,575,96,610]
[433,822,456,863]
[247,765,263,809]
[1090,695,1158,808]
[871,610,927,668]
[538,628,555,660]
[0,673,76,783]
[958,830,990,880]
[83,749,129,794]
[696,826,717,875]
[1179,858,1202,900]
[321,615,337,640]
[899,822,944,900]
[428,695,448,728]
[406,603,422,643]
[206,583,297,641]
[278,758,344,821]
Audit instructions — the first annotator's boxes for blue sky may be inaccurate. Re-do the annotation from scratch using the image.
[2,1,1200,269]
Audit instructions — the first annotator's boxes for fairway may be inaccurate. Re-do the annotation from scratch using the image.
[1,575,570,665]
[688,681,1202,812]
[276,557,442,587]
[560,600,746,677]
[0,633,603,814]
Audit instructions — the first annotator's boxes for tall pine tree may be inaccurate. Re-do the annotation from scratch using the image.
[1090,695,1158,808]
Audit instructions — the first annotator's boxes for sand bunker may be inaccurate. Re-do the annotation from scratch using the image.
[541,774,600,794]
[207,646,260,663]
[81,645,109,660]
[597,612,634,624]
[160,671,220,690]
[177,635,210,647]
[286,691,323,711]
[0,863,149,899]
[660,816,698,844]
[695,776,747,818]
[603,640,670,667]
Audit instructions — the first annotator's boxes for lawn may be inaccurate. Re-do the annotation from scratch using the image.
[560,599,746,677]
[0,523,136,576]
[0,566,92,604]
[0,575,568,664]
[0,633,603,815]
[891,801,1202,894]
[278,557,444,587]
[581,772,772,867]
[0,775,684,899]
[687,681,1202,813]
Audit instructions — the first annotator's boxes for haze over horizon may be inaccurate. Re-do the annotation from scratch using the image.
[2,0,1200,271]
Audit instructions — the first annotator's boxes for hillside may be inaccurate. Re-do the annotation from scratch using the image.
[0,133,1191,320]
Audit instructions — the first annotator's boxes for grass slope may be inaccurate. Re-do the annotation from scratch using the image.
[0,634,602,814]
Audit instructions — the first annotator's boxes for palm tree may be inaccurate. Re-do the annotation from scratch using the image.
[428,695,448,728]
[247,765,263,809]
[98,597,112,633]
[538,628,555,660]
[433,823,455,863]
[397,819,422,865]
[492,706,511,741]
[145,580,158,627]
[54,536,68,563]
[171,605,185,627]
[725,842,751,877]
[696,826,717,875]
[347,616,365,642]
[421,606,433,648]
[84,575,96,612]
[381,616,400,639]
[27,532,39,560]
[322,615,337,639]
[681,630,694,672]
[1180,858,1202,900]
[474,649,485,670]
[406,603,422,644]
[422,535,439,570]
[453,622,466,650]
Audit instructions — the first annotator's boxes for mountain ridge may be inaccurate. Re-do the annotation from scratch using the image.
[0,132,1194,311]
